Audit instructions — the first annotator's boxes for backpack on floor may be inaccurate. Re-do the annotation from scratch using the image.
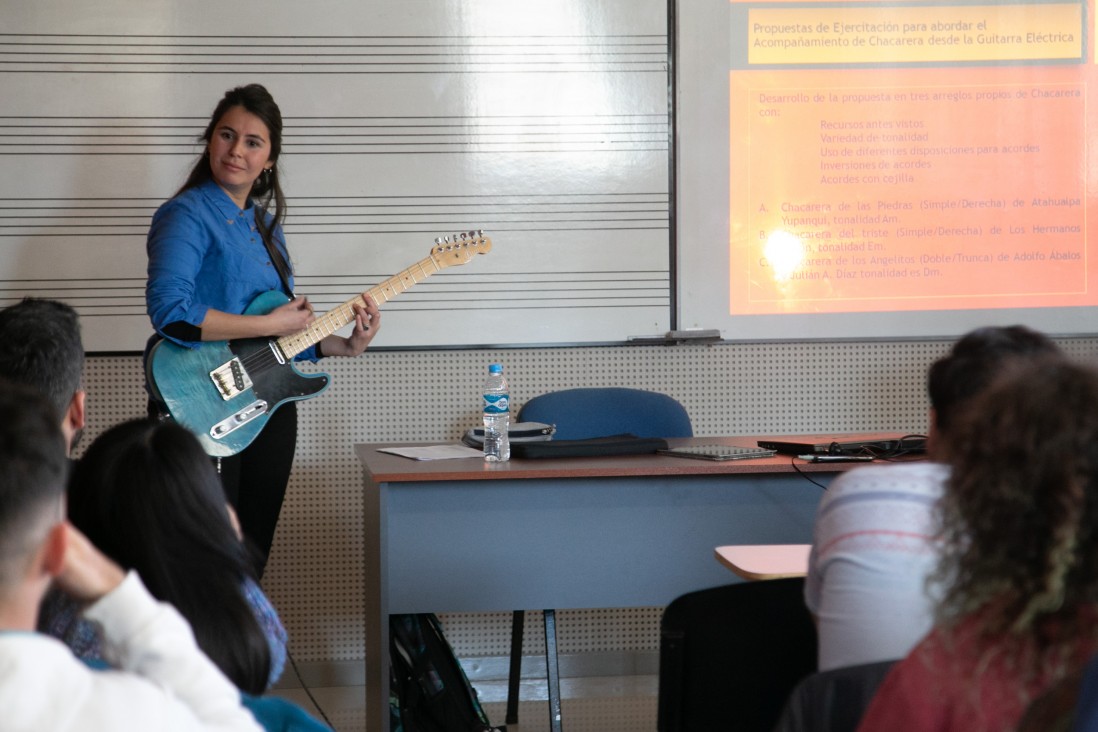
[389,613,504,732]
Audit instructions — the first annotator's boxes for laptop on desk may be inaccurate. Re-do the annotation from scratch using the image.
[756,434,927,457]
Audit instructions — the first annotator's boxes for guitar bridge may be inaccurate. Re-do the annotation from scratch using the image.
[210,400,268,439]
[210,357,253,400]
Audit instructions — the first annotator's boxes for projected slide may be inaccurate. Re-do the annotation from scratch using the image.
[729,0,1093,317]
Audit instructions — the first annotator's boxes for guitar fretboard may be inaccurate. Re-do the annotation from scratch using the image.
[276,233,490,358]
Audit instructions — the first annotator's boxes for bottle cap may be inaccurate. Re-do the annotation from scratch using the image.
[488,363,503,373]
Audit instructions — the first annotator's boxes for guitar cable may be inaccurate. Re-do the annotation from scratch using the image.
[285,646,336,730]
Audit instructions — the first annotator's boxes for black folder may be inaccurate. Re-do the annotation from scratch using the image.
[512,434,668,459]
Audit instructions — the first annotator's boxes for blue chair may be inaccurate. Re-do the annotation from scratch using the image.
[506,387,693,731]
[518,387,693,441]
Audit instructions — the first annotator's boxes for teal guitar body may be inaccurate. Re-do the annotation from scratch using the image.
[145,232,492,457]
[146,290,330,458]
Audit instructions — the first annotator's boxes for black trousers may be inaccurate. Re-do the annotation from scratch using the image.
[217,402,297,578]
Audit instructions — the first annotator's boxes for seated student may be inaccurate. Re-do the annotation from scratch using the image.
[0,380,261,731]
[0,297,86,454]
[858,358,1098,731]
[806,325,1061,670]
[41,418,287,694]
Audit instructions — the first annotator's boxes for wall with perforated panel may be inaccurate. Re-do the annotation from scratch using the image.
[80,337,1098,665]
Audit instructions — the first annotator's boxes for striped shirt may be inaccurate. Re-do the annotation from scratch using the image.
[805,461,948,670]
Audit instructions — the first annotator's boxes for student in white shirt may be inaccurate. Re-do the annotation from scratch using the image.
[806,325,1062,670]
[0,380,261,732]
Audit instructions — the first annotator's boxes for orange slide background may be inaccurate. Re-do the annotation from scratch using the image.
[729,0,1097,315]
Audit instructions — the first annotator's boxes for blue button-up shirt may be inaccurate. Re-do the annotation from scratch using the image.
[146,179,318,360]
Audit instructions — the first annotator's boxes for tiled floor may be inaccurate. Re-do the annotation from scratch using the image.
[270,674,659,732]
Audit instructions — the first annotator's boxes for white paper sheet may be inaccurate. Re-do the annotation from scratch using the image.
[376,445,484,461]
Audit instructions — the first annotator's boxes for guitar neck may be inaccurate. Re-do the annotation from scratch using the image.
[277,254,441,358]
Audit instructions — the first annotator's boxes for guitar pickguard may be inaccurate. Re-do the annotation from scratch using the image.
[148,324,329,457]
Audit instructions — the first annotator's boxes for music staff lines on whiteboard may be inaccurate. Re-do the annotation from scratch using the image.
[0,34,666,74]
[286,193,670,233]
[0,194,668,235]
[293,271,670,312]
[0,198,158,236]
[0,115,668,154]
[290,114,669,154]
[0,275,669,319]
[0,278,146,317]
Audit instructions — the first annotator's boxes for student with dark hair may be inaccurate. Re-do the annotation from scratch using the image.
[145,83,381,573]
[0,381,261,731]
[859,358,1098,731]
[0,297,86,452]
[805,325,1062,670]
[42,417,287,694]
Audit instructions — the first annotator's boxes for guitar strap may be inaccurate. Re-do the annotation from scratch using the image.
[254,207,295,298]
[269,245,293,298]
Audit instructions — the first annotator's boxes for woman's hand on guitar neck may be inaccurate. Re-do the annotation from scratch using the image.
[264,296,316,336]
[198,296,315,341]
[320,293,380,357]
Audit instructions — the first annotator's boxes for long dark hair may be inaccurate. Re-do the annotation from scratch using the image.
[177,83,291,290]
[67,418,272,693]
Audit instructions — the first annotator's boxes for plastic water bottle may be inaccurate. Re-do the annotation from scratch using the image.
[482,363,510,462]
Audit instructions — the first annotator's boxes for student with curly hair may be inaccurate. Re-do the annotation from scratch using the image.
[858,357,1098,731]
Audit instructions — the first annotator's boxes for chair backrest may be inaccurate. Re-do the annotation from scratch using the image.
[517,387,693,440]
[772,659,898,732]
[658,578,818,732]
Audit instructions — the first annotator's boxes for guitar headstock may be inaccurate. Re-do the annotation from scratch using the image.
[430,230,492,268]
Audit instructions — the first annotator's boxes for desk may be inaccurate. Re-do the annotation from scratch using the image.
[715,544,812,580]
[359,436,844,732]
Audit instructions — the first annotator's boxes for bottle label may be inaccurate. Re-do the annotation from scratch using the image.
[483,393,509,414]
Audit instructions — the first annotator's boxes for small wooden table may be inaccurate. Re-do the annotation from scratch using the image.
[715,544,812,581]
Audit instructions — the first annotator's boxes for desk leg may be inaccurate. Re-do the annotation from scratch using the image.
[545,609,563,732]
[506,610,524,725]
[365,479,390,732]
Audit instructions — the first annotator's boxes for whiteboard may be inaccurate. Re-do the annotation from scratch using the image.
[677,0,1098,340]
[0,0,672,351]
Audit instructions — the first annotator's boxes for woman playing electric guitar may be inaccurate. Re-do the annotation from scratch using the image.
[145,83,381,575]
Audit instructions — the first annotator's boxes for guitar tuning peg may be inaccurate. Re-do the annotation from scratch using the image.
[434,237,444,245]
[459,232,468,240]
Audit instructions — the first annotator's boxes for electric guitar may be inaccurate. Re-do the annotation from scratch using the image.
[146,231,492,457]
